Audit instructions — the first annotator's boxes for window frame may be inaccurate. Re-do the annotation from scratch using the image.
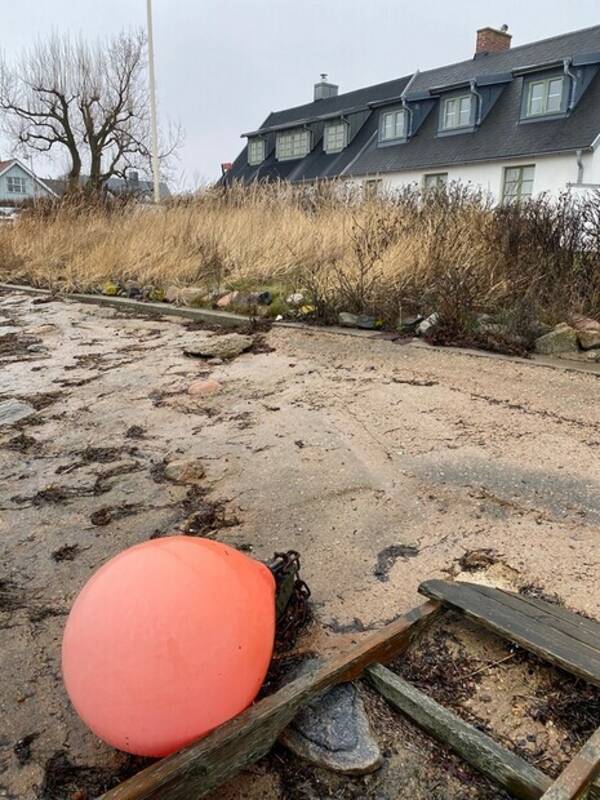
[502,164,536,203]
[439,93,475,133]
[323,120,348,154]
[521,73,569,121]
[275,128,312,161]
[423,173,449,191]
[364,178,383,199]
[247,138,266,166]
[7,175,26,194]
[378,107,408,145]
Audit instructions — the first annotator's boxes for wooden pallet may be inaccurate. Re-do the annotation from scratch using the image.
[99,581,600,800]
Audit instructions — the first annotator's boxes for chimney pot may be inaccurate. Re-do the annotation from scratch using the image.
[475,25,512,57]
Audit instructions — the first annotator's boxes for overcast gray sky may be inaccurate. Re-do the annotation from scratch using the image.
[3,0,600,188]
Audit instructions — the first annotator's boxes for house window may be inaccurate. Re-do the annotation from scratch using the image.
[525,76,565,117]
[441,95,473,130]
[7,176,26,193]
[364,178,382,199]
[379,109,407,142]
[323,121,347,154]
[424,173,448,190]
[248,138,266,166]
[502,165,535,202]
[276,129,311,161]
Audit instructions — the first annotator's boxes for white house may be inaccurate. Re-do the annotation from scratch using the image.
[0,159,58,204]
[226,23,600,202]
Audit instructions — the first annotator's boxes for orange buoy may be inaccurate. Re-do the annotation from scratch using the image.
[62,536,276,757]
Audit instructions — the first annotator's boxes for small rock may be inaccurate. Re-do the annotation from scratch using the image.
[101,281,120,296]
[207,357,224,365]
[570,315,600,332]
[535,325,579,354]
[217,291,239,308]
[577,329,600,350]
[124,280,141,298]
[479,693,493,704]
[188,378,222,397]
[339,312,359,328]
[28,324,57,335]
[281,683,382,775]
[397,314,422,333]
[164,459,206,483]
[0,399,35,426]
[184,334,254,360]
[180,287,207,307]
[416,313,439,336]
[287,292,304,306]
[587,350,600,362]
[165,286,180,303]
[257,291,273,305]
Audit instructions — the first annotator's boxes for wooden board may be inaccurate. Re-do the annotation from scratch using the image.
[367,663,552,800]
[540,727,600,800]
[419,580,600,687]
[99,600,439,800]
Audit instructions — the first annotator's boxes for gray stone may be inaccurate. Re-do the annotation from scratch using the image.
[535,325,579,354]
[165,286,180,303]
[287,292,304,306]
[578,329,600,350]
[280,683,383,775]
[0,399,35,426]
[338,312,380,330]
[397,314,422,333]
[183,333,254,360]
[180,287,207,307]
[416,312,439,336]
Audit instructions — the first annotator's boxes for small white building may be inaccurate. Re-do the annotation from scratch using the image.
[0,159,57,204]
[226,23,600,202]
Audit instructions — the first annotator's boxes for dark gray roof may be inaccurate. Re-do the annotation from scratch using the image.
[42,175,171,200]
[226,23,600,184]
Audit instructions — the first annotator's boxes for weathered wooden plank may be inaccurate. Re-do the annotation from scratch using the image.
[366,663,552,800]
[473,586,600,652]
[540,728,600,800]
[418,580,600,687]
[99,600,439,800]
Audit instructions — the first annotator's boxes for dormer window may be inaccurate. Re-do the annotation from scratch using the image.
[440,94,473,131]
[323,121,348,154]
[248,138,266,166]
[379,109,407,143]
[524,76,565,118]
[276,129,311,161]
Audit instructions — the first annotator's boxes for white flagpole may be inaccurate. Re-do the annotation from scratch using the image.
[146,0,161,204]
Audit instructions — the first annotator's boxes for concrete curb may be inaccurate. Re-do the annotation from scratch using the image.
[2,281,599,377]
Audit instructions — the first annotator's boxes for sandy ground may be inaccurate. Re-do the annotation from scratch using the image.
[1,289,599,799]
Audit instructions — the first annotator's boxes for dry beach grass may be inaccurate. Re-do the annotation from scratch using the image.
[1,181,600,333]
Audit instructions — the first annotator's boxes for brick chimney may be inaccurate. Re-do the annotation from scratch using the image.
[475,25,512,57]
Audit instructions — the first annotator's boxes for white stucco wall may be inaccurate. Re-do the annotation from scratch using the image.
[353,147,600,202]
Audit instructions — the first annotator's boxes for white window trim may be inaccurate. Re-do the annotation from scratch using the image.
[379,109,407,142]
[7,175,26,193]
[440,94,473,131]
[525,76,565,118]
[248,138,266,166]
[323,121,348,154]
[276,129,312,161]
[502,164,536,203]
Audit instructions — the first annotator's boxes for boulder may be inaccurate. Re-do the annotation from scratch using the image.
[287,292,304,306]
[180,287,207,307]
[0,399,35,426]
[577,329,600,350]
[570,315,600,332]
[183,334,254,360]
[257,291,273,305]
[397,314,422,333]
[535,325,579,354]
[188,378,222,397]
[149,287,165,302]
[281,683,382,775]
[123,280,141,298]
[164,459,206,483]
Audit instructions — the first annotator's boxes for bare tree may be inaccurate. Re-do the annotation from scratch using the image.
[0,30,179,193]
